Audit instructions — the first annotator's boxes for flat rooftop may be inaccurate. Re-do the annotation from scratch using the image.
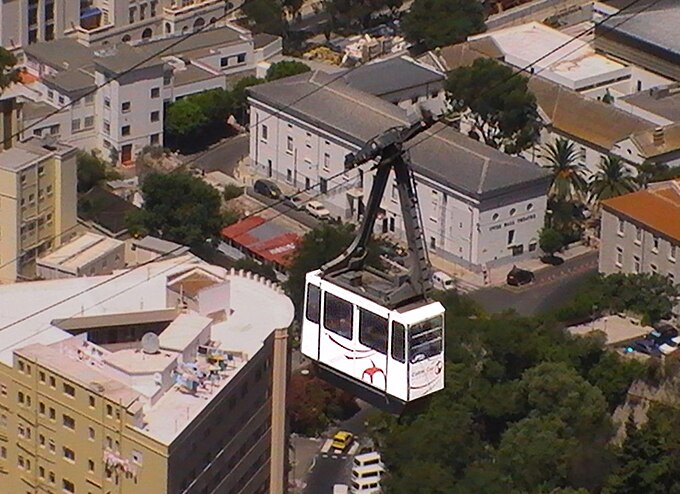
[469,22,629,91]
[568,315,650,345]
[0,141,53,172]
[0,257,294,445]
[38,232,123,272]
[620,84,680,122]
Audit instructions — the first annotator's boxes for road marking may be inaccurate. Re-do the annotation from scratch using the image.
[320,439,333,454]
[331,454,339,459]
[321,453,328,458]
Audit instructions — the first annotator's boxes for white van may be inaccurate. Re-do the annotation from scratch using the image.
[351,464,384,482]
[353,452,383,469]
[350,478,381,494]
[431,271,456,291]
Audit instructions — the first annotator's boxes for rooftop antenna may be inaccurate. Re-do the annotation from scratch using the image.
[141,332,160,354]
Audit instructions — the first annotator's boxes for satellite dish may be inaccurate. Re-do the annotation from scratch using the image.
[141,332,160,354]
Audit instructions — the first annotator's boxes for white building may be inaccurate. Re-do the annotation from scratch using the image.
[248,71,551,270]
[469,21,671,99]
[0,0,245,51]
[18,24,281,165]
[599,180,680,286]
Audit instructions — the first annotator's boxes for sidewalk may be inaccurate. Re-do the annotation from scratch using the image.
[431,242,597,292]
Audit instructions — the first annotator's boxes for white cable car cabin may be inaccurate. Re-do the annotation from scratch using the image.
[300,119,445,413]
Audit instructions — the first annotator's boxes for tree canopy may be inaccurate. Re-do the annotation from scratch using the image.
[542,138,588,203]
[126,172,226,247]
[0,47,19,92]
[446,58,540,153]
[242,0,286,36]
[76,151,120,193]
[265,60,311,81]
[589,155,637,203]
[402,0,486,50]
[539,227,564,258]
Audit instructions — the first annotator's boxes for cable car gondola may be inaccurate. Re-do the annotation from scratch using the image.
[300,118,445,413]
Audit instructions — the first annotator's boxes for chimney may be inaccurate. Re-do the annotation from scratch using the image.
[653,127,665,147]
[0,97,17,151]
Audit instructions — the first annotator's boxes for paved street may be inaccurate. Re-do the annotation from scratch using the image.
[469,251,598,316]
[248,188,322,230]
[183,134,249,176]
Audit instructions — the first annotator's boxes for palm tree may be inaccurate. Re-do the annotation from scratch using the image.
[540,138,588,203]
[589,155,638,203]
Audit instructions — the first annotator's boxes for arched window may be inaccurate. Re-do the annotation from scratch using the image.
[164,22,172,34]
[122,34,131,42]
[193,18,204,31]
[209,17,217,24]
[141,27,152,39]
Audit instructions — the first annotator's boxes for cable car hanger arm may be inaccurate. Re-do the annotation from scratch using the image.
[321,117,435,307]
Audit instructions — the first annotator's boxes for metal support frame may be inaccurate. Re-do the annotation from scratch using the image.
[321,119,434,307]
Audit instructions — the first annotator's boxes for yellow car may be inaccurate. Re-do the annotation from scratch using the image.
[331,431,354,452]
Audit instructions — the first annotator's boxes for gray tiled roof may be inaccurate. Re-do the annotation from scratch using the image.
[43,69,95,98]
[24,38,95,71]
[599,0,680,56]
[94,44,165,75]
[248,71,549,200]
[253,33,280,49]
[620,85,680,122]
[341,56,444,97]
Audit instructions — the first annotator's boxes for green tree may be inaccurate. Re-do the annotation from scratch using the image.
[284,222,383,313]
[265,60,311,81]
[539,227,564,259]
[589,155,637,203]
[231,75,266,123]
[242,0,286,36]
[127,172,225,247]
[636,160,680,188]
[605,407,680,494]
[402,0,486,50]
[190,88,234,125]
[541,138,588,203]
[164,98,209,148]
[445,58,540,153]
[0,47,19,92]
[76,151,119,193]
[586,352,644,411]
[324,0,403,31]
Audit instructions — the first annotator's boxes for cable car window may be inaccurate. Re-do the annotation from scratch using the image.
[324,292,353,339]
[409,316,443,363]
[391,322,405,363]
[305,284,321,324]
[358,308,388,354]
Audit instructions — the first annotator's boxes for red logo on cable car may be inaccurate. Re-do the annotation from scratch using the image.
[362,360,386,384]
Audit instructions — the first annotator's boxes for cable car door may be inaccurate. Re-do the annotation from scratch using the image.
[355,307,389,393]
[319,291,356,380]
[408,314,445,401]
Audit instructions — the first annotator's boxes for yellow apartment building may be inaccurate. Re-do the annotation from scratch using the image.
[0,97,78,283]
[0,257,293,494]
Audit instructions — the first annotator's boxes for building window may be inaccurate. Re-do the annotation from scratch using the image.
[18,391,24,404]
[509,208,516,216]
[58,96,64,105]
[651,263,658,274]
[319,178,328,194]
[49,407,55,420]
[430,236,436,250]
[63,414,75,430]
[104,97,110,108]
[237,53,246,64]
[89,395,95,407]
[507,229,515,246]
[63,479,75,493]
[121,125,130,136]
[88,459,95,472]
[635,227,642,244]
[634,255,641,273]
[49,376,55,387]
[670,245,676,262]
[63,383,75,397]
[38,166,45,177]
[39,466,44,478]
[39,402,45,414]
[48,439,55,453]
[261,124,268,142]
[617,218,625,236]
[63,446,75,461]
[150,87,160,98]
[669,272,675,285]
[653,236,660,252]
[106,404,113,417]
[71,119,81,132]
[150,133,160,145]
[85,94,94,104]
[616,246,623,267]
[104,121,110,135]
[84,116,94,128]
[150,111,160,122]
[122,101,131,113]
[220,57,228,68]
[129,6,135,23]
[323,152,330,171]
[286,136,293,153]
[88,427,95,440]
[132,450,144,465]
[49,471,55,483]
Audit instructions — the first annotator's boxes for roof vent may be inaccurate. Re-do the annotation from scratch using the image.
[41,135,58,151]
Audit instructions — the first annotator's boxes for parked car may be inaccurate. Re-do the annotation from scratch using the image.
[659,336,680,355]
[506,266,535,286]
[331,431,354,452]
[253,179,282,199]
[305,200,331,220]
[632,339,661,356]
[283,194,305,210]
[431,271,456,291]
